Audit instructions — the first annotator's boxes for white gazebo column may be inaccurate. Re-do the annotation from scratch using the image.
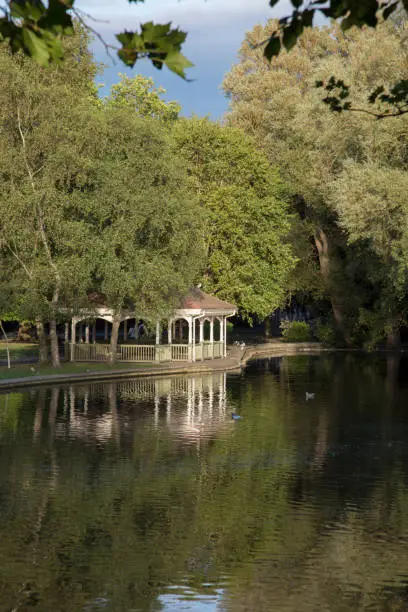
[224,318,228,357]
[104,320,109,341]
[64,322,69,362]
[188,317,193,362]
[192,319,196,362]
[156,321,160,344]
[70,318,76,361]
[85,323,90,344]
[124,319,128,341]
[199,319,204,361]
[168,319,172,344]
[209,317,214,359]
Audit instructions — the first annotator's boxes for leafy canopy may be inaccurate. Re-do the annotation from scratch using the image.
[0,0,193,78]
[173,118,297,321]
[1,1,405,82]
[224,19,408,345]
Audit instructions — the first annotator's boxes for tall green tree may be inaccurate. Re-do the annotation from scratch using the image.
[224,20,408,345]
[0,30,99,366]
[173,118,297,321]
[84,109,205,360]
[0,30,205,366]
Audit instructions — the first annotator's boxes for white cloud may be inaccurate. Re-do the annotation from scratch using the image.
[80,0,292,33]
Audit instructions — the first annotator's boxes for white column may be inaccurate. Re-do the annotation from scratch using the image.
[168,320,172,344]
[92,322,96,344]
[188,317,193,361]
[104,320,108,341]
[219,317,223,342]
[124,319,128,341]
[156,320,160,345]
[64,322,69,344]
[192,319,196,362]
[85,323,90,344]
[199,319,204,361]
[210,318,214,343]
[224,318,227,357]
[70,319,76,361]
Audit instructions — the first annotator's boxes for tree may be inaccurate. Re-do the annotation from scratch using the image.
[173,118,297,321]
[329,163,408,348]
[0,37,206,366]
[107,73,180,121]
[84,109,205,360]
[0,30,100,366]
[224,20,408,345]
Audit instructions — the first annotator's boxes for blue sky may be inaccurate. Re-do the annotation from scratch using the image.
[82,0,293,119]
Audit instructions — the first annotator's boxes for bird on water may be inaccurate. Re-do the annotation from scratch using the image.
[231,412,243,420]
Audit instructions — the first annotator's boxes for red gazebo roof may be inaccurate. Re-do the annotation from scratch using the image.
[180,288,236,311]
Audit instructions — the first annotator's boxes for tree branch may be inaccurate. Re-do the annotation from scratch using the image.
[72,7,118,63]
[6,244,32,279]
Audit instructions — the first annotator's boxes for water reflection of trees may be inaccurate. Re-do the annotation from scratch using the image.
[1,358,408,610]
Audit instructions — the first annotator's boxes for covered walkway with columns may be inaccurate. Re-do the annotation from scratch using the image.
[67,289,236,363]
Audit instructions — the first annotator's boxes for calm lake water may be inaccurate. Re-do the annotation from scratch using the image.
[1,353,408,611]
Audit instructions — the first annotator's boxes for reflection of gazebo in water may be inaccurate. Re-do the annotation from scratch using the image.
[67,288,236,363]
[51,372,230,445]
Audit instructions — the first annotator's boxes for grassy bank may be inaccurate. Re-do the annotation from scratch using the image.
[0,342,39,362]
[0,361,156,380]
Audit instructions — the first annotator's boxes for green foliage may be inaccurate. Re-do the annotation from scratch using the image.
[107,73,180,120]
[314,320,336,347]
[224,20,408,346]
[257,1,405,62]
[0,1,193,78]
[280,320,310,342]
[173,118,297,321]
[1,0,407,86]
[0,35,205,362]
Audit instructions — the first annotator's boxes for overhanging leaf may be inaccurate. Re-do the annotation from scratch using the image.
[164,50,194,79]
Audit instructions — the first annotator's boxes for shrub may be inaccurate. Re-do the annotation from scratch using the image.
[314,320,336,346]
[280,320,310,342]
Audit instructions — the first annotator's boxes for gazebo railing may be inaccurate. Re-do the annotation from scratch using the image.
[70,341,224,363]
[119,344,156,362]
[171,344,189,361]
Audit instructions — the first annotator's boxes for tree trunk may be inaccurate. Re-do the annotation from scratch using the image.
[49,318,60,368]
[314,228,350,343]
[109,314,121,363]
[264,316,271,338]
[0,321,11,369]
[387,325,401,350]
[36,318,48,364]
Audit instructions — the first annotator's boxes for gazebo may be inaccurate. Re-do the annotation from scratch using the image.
[67,288,236,363]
